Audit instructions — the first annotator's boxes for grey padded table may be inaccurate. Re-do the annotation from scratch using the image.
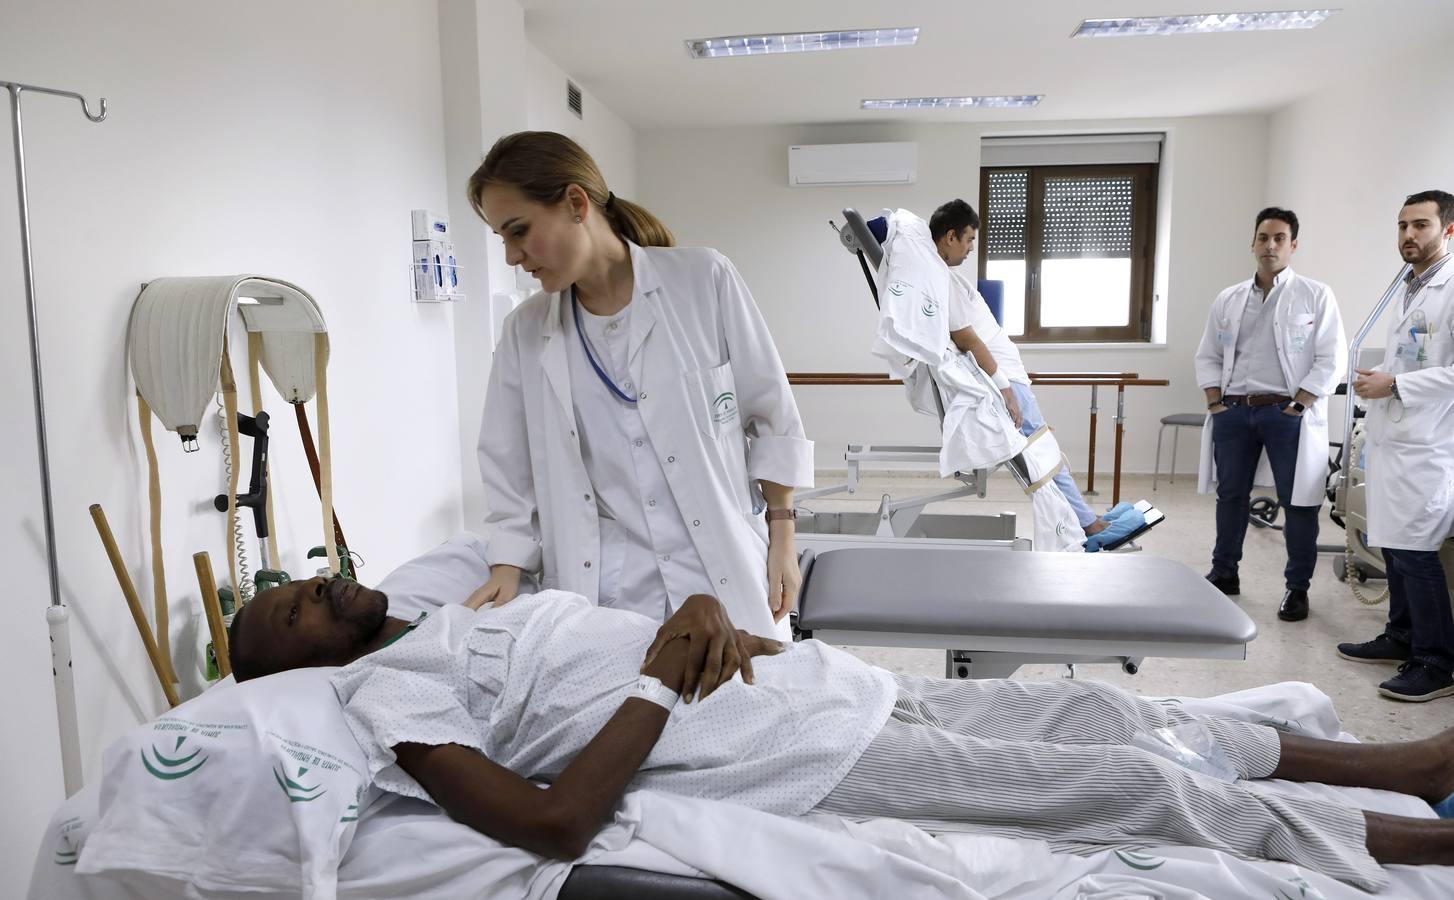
[796,546,1257,679]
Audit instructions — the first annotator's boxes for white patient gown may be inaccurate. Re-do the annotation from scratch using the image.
[332,594,895,817]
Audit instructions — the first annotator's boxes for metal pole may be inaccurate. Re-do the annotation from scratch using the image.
[1336,265,1410,512]
[4,79,107,798]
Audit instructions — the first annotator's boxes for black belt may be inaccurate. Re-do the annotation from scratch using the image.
[1221,393,1292,408]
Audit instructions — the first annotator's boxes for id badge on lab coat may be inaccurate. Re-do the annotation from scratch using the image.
[1395,334,1429,367]
[1286,314,1315,353]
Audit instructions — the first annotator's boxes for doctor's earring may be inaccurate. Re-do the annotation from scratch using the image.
[574,215,583,223]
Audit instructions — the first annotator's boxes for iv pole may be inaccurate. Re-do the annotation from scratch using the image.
[3,79,108,797]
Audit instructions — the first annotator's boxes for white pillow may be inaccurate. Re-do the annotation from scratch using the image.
[369,531,495,621]
[77,668,368,899]
[76,533,501,900]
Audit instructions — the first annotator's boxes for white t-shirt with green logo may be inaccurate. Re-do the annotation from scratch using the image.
[332,592,895,817]
[947,269,1029,387]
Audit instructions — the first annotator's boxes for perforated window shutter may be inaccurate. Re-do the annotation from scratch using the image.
[1041,175,1134,259]
[985,170,1027,260]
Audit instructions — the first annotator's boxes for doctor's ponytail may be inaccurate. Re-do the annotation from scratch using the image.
[469,131,675,248]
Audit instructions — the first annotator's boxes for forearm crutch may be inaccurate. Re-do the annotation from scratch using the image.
[89,504,180,707]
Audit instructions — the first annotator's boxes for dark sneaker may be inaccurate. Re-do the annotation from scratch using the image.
[1337,634,1413,665]
[1277,589,1309,622]
[1378,662,1454,702]
[1205,571,1240,596]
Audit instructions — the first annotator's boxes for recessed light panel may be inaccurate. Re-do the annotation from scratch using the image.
[686,27,919,59]
[1073,9,1337,37]
[861,95,1044,110]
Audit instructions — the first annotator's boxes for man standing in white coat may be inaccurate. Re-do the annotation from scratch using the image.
[1340,190,1454,703]
[1196,208,1346,622]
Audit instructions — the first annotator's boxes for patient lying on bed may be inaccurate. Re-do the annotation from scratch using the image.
[227,577,1454,891]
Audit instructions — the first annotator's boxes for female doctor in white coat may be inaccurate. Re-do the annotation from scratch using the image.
[1342,190,1454,702]
[462,131,813,641]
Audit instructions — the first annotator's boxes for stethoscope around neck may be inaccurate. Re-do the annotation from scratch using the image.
[571,284,638,404]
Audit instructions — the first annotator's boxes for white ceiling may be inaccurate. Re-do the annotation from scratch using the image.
[521,0,1454,129]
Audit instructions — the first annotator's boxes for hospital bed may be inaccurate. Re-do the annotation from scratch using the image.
[27,537,1449,900]
[32,666,1454,900]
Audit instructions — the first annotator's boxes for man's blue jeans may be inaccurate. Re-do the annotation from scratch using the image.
[1209,402,1319,591]
[1009,382,1098,528]
[1380,547,1454,676]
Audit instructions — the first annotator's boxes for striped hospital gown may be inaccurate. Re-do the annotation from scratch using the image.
[812,674,1384,891]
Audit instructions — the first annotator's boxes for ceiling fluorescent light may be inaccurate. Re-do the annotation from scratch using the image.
[861,95,1044,110]
[1073,9,1338,37]
[686,27,919,59]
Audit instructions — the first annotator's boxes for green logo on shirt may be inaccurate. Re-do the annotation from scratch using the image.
[274,765,327,803]
[141,736,208,780]
[54,838,78,866]
[888,280,908,296]
[54,816,83,865]
[712,392,739,426]
[921,300,938,317]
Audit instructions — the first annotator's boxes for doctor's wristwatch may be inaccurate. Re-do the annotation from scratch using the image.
[765,508,797,522]
[633,674,680,712]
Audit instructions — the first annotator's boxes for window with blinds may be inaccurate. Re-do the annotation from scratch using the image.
[978,163,1157,342]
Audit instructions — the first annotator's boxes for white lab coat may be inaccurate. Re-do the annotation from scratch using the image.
[1195,269,1347,506]
[1363,260,1454,550]
[478,242,813,639]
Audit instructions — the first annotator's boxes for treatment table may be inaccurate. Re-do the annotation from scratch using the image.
[796,545,1256,678]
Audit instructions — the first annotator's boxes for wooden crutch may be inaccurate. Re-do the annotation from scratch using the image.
[89,504,180,707]
[192,552,231,679]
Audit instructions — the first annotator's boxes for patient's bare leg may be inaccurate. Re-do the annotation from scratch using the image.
[1363,812,1454,866]
[1269,726,1454,805]
[1271,727,1454,865]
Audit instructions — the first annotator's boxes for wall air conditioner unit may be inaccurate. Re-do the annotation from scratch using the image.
[787,142,918,187]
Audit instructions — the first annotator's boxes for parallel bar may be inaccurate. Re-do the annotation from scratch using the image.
[1087,384,1099,495]
[1113,385,1127,504]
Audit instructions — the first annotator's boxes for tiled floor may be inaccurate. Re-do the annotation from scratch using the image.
[799,469,1453,744]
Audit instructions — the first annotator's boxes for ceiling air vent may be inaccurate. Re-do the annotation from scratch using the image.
[566,80,583,119]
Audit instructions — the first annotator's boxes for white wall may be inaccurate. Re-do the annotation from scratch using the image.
[0,0,465,890]
[526,42,639,199]
[1265,42,1454,344]
[637,115,1271,479]
[440,0,530,530]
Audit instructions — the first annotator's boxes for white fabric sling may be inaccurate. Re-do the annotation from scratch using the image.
[126,276,340,681]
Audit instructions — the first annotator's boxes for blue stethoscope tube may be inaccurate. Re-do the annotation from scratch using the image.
[572,285,638,405]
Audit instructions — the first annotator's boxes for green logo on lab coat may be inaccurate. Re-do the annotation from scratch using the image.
[141,736,208,780]
[274,765,327,803]
[712,392,739,426]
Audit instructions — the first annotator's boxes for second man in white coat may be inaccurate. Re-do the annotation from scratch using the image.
[1195,207,1346,622]
[1342,190,1454,702]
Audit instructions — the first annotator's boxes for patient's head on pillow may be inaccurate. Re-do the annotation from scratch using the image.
[229,577,390,682]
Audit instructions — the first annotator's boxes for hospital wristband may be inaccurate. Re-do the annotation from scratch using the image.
[991,369,1012,390]
[632,674,679,712]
